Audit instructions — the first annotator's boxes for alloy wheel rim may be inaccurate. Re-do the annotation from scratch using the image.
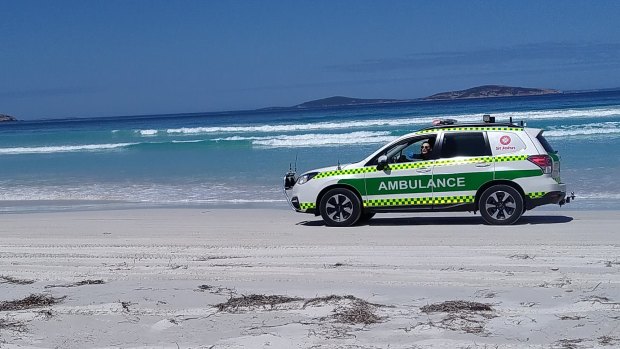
[485,191,517,221]
[325,194,353,222]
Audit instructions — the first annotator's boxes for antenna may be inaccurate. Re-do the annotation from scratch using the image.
[294,153,298,172]
[336,132,342,170]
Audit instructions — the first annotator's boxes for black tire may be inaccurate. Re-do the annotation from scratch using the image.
[358,212,376,223]
[319,188,362,227]
[479,185,524,225]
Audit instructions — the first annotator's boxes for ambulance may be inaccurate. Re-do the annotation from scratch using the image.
[284,116,572,226]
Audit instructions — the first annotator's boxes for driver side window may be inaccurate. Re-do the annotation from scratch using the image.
[369,136,436,165]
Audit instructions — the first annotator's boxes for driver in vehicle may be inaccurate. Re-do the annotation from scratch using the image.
[394,138,435,163]
[407,141,432,161]
[418,142,432,160]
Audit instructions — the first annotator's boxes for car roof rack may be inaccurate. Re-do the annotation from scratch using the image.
[432,118,458,126]
[485,114,525,127]
[419,114,525,133]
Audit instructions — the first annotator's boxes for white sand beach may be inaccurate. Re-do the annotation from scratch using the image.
[1,208,619,348]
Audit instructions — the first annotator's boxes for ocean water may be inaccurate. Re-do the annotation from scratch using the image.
[1,91,619,212]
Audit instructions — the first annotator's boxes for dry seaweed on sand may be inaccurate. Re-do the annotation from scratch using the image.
[599,336,620,346]
[303,295,386,325]
[0,294,66,311]
[196,284,235,296]
[0,319,26,332]
[0,275,35,285]
[554,338,585,349]
[420,300,495,335]
[332,299,383,325]
[215,294,303,312]
[508,254,534,260]
[420,300,493,313]
[303,294,384,308]
[557,314,585,320]
[215,293,386,325]
[44,279,105,288]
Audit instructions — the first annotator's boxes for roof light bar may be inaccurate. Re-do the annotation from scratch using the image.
[432,118,457,126]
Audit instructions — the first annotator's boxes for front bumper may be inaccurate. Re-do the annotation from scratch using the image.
[283,171,318,214]
[284,190,316,214]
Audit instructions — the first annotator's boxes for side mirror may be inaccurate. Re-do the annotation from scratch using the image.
[377,155,388,170]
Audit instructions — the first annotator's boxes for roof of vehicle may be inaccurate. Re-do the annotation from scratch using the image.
[417,122,524,133]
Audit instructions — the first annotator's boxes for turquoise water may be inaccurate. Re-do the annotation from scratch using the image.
[1,91,619,211]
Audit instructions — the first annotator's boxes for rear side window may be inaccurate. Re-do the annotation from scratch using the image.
[440,132,491,158]
[537,133,555,153]
[488,132,527,155]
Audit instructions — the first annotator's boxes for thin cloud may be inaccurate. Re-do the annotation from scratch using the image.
[327,42,620,73]
[0,86,101,99]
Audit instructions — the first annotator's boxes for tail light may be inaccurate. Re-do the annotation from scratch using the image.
[528,155,552,174]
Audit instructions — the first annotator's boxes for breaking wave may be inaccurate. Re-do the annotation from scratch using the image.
[138,129,158,136]
[544,121,620,138]
[141,106,620,136]
[0,182,284,204]
[214,131,396,148]
[0,143,137,155]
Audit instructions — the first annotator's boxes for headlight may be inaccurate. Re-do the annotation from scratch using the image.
[297,172,319,185]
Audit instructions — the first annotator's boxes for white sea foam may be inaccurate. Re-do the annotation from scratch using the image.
[138,129,158,136]
[214,131,396,148]
[0,182,284,204]
[157,106,620,136]
[165,121,408,134]
[574,192,620,200]
[0,143,137,155]
[170,139,205,144]
[544,121,620,137]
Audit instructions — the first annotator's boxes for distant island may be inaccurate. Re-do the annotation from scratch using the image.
[0,114,17,122]
[260,96,410,111]
[294,96,408,108]
[424,85,561,100]
[265,85,562,110]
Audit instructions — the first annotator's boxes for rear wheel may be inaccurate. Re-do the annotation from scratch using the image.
[479,185,524,225]
[319,188,362,227]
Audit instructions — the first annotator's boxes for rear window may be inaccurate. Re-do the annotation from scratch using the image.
[440,132,491,158]
[537,133,555,153]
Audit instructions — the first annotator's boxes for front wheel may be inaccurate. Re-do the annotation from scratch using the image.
[479,185,524,225]
[319,188,362,227]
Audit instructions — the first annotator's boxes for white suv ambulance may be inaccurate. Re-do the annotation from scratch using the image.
[284,117,571,226]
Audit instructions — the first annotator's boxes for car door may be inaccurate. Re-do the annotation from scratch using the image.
[431,132,494,208]
[361,135,437,209]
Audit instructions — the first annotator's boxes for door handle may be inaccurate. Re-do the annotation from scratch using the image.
[416,167,431,173]
[475,162,491,168]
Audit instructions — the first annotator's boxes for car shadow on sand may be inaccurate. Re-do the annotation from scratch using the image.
[297,215,573,227]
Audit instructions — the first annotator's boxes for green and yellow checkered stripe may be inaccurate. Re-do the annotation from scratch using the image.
[313,154,528,180]
[299,202,316,210]
[527,192,546,199]
[434,156,493,166]
[314,166,375,179]
[388,160,434,170]
[494,154,528,162]
[418,126,522,134]
[364,195,475,207]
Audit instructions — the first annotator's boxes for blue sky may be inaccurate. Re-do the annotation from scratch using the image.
[2,0,620,119]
